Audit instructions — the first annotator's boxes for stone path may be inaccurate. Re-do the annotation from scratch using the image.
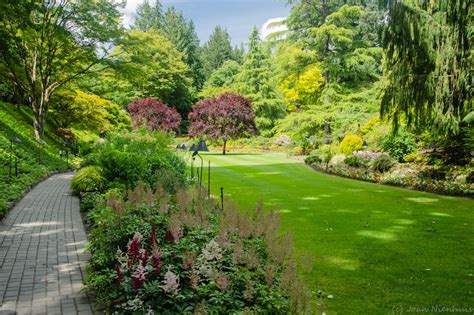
[0,173,95,315]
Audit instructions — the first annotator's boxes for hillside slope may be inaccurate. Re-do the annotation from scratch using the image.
[0,102,69,217]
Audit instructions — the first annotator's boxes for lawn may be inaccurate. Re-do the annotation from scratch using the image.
[188,152,473,314]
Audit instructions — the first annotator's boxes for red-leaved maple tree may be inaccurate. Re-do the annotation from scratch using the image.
[128,98,181,133]
[188,93,256,154]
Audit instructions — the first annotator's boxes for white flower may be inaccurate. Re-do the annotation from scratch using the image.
[161,268,179,295]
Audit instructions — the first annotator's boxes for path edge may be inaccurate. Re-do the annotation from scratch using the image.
[1,169,74,221]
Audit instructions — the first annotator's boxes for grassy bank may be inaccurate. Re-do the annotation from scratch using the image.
[0,102,69,217]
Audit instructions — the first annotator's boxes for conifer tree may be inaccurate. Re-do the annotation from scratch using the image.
[237,27,286,136]
[133,0,162,32]
[381,0,473,136]
[201,26,234,80]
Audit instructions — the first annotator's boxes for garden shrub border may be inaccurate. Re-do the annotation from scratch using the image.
[307,163,473,198]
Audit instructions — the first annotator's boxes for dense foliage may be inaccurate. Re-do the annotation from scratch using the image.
[188,93,257,154]
[76,130,186,194]
[0,0,123,139]
[85,185,310,313]
[128,98,181,133]
[0,102,68,218]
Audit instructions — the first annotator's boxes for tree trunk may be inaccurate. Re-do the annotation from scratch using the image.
[222,140,227,155]
[31,95,48,140]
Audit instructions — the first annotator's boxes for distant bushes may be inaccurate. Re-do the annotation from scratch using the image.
[380,129,416,162]
[371,155,395,173]
[339,134,363,155]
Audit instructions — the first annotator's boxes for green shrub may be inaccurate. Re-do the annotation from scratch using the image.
[371,155,395,173]
[0,198,6,217]
[80,191,103,212]
[344,155,367,167]
[71,166,106,194]
[339,134,363,155]
[381,129,416,162]
[305,155,322,165]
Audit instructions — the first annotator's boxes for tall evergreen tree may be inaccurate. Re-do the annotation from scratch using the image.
[133,0,162,31]
[201,26,234,79]
[237,26,286,136]
[161,7,205,90]
[381,0,473,136]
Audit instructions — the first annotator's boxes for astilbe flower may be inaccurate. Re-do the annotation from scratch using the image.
[132,263,148,289]
[202,240,222,261]
[161,268,179,295]
[216,274,230,291]
[127,232,143,268]
[151,247,161,276]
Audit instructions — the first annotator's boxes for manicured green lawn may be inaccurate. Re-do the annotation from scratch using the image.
[190,152,473,314]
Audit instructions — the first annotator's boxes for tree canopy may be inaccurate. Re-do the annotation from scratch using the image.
[0,0,123,139]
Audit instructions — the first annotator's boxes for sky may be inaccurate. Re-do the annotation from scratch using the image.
[121,0,291,46]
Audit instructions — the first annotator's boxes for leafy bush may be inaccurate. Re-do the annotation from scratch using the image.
[0,198,6,217]
[80,191,103,212]
[71,166,106,194]
[305,155,322,165]
[371,155,395,173]
[339,134,363,155]
[290,146,304,156]
[381,129,417,162]
[79,130,186,193]
[344,155,367,167]
[85,185,311,313]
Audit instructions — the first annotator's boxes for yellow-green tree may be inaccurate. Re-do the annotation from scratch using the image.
[279,64,324,111]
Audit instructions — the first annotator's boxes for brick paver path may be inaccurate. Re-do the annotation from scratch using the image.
[0,173,95,315]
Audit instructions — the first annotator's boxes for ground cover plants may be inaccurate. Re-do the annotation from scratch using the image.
[0,102,68,218]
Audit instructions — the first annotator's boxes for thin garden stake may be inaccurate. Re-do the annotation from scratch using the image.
[208,160,211,199]
[220,187,224,211]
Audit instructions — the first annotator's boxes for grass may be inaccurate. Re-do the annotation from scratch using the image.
[0,101,68,217]
[189,151,473,314]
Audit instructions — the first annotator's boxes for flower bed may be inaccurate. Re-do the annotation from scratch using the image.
[306,156,474,197]
[84,185,310,313]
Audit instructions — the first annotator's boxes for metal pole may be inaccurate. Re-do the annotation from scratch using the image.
[191,157,195,178]
[220,187,224,211]
[200,156,203,187]
[208,160,211,199]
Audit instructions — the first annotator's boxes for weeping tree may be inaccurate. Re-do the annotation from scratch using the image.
[0,0,123,139]
[380,0,473,137]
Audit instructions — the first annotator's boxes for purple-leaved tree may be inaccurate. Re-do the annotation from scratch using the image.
[188,93,256,154]
[128,98,181,133]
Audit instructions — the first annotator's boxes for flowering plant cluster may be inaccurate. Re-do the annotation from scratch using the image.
[274,134,292,146]
[352,150,384,161]
[85,184,311,313]
[306,156,473,196]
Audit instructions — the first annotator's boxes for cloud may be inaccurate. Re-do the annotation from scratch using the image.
[261,17,288,41]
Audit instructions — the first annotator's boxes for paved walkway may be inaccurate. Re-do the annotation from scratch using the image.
[0,173,94,315]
